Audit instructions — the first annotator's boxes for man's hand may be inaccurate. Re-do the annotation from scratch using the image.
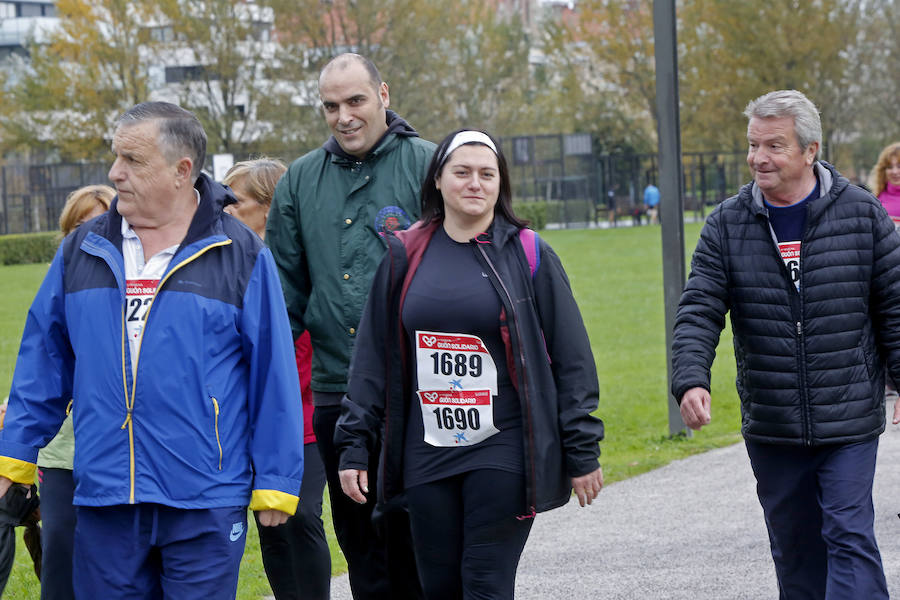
[572,466,603,507]
[680,387,712,430]
[339,469,368,504]
[256,509,290,527]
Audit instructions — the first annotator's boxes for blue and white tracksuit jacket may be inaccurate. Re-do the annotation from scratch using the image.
[1,174,303,514]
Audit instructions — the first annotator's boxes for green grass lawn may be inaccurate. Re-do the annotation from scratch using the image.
[0,221,741,598]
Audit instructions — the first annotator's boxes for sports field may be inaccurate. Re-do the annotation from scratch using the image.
[0,221,742,598]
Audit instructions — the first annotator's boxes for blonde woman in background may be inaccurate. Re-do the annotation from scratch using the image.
[57,186,112,240]
[39,185,113,600]
[868,144,900,404]
[869,142,900,227]
[223,159,331,600]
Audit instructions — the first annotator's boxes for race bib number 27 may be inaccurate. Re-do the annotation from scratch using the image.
[415,331,500,447]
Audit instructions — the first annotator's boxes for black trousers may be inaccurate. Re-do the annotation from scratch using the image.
[313,402,422,600]
[40,467,76,600]
[406,469,533,600]
[255,442,331,600]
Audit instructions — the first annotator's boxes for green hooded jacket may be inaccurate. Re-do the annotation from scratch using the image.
[268,126,435,394]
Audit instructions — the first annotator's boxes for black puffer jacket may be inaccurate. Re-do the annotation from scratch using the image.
[672,161,900,446]
[335,216,604,515]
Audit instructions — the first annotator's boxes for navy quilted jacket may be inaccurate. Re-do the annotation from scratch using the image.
[672,161,900,445]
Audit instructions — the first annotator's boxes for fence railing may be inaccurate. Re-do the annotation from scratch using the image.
[0,139,749,234]
[1,162,110,235]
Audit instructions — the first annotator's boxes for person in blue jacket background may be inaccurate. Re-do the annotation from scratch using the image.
[0,101,303,598]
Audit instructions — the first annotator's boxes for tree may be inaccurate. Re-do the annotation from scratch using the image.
[0,0,287,160]
[678,0,863,161]
[843,0,900,176]
[154,0,281,155]
[568,0,658,149]
[531,9,654,154]
[261,0,538,149]
[0,0,159,160]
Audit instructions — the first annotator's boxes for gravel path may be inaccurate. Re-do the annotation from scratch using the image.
[317,402,900,599]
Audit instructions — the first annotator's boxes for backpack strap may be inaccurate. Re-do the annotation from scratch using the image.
[518,228,541,279]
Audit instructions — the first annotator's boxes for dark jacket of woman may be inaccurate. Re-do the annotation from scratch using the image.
[335,215,604,515]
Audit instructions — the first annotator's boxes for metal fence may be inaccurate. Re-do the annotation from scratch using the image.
[1,162,110,234]
[498,133,748,228]
[0,138,750,234]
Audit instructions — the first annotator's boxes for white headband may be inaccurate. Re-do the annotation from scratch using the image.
[438,131,498,167]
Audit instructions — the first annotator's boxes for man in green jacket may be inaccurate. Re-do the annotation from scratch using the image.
[267,53,435,600]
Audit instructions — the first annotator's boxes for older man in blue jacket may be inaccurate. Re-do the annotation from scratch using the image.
[0,102,303,598]
[673,90,899,599]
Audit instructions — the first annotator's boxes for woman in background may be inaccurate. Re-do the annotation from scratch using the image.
[223,159,331,600]
[39,184,114,600]
[869,142,900,226]
[869,143,900,405]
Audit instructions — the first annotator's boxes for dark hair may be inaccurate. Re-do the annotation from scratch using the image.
[115,101,207,181]
[420,128,528,229]
[319,53,383,93]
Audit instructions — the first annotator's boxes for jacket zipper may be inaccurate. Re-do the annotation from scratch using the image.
[474,242,538,516]
[211,396,223,470]
[121,240,232,503]
[796,205,812,445]
[796,318,811,445]
[764,210,812,445]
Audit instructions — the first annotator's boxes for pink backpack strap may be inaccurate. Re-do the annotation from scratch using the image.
[518,228,541,278]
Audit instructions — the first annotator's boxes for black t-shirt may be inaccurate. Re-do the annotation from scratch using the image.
[401,226,523,488]
[765,178,819,290]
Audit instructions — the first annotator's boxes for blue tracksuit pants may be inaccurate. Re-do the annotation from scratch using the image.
[745,438,888,600]
[72,503,247,599]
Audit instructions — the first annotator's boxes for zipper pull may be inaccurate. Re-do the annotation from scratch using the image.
[796,321,802,336]
[120,409,133,429]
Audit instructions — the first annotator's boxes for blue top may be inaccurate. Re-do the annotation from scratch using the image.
[1,174,303,513]
[644,184,660,207]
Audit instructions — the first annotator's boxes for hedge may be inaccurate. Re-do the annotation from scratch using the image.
[0,232,59,265]
[515,201,548,231]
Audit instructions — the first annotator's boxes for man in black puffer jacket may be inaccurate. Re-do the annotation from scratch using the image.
[673,90,898,599]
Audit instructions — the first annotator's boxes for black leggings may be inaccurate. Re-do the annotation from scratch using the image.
[406,469,533,600]
[254,442,330,600]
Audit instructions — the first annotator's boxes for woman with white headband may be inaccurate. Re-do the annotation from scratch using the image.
[335,128,604,599]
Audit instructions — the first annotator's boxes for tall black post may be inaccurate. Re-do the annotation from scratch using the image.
[653,0,688,436]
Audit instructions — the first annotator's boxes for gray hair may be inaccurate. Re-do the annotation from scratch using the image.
[743,90,822,157]
[115,102,207,181]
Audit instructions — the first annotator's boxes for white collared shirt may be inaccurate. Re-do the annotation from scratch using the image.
[119,189,199,375]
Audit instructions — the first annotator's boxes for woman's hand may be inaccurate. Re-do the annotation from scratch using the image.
[339,468,369,504]
[572,466,603,507]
